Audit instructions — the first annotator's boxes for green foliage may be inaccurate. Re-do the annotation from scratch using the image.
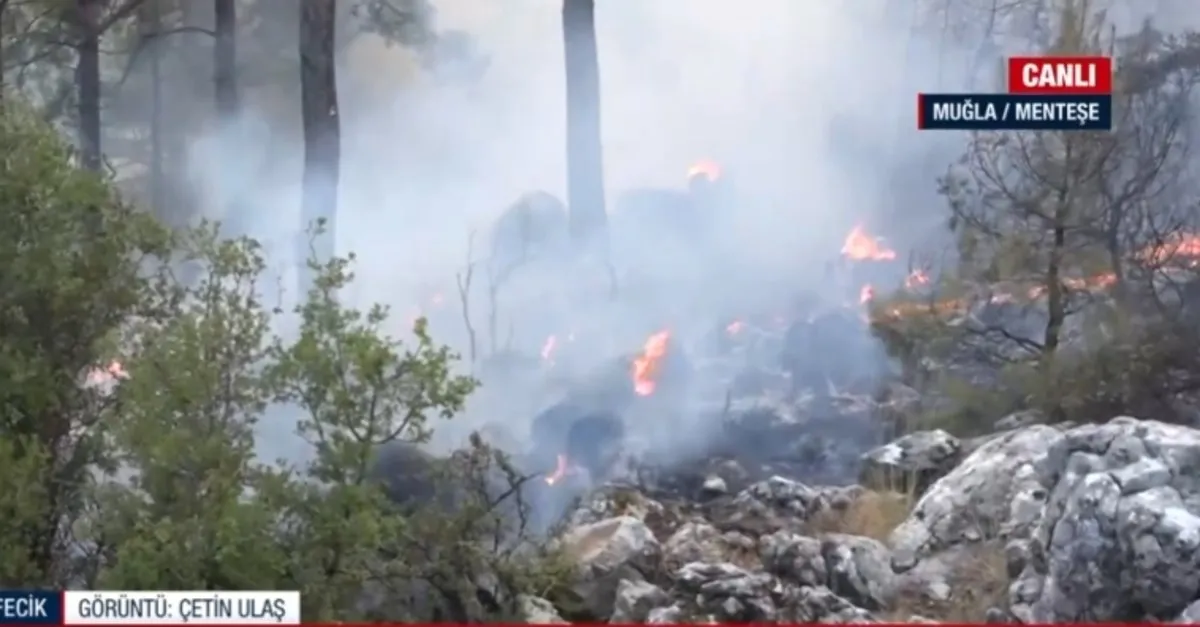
[0,103,557,621]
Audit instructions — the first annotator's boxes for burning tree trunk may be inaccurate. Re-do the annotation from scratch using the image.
[298,0,340,290]
[74,0,103,173]
[561,0,607,247]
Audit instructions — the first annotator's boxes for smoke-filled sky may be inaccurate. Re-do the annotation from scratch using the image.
[175,0,1198,460]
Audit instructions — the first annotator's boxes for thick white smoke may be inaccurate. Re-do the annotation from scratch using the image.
[177,0,1198,468]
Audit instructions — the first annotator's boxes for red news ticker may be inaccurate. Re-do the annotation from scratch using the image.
[1007,55,1113,95]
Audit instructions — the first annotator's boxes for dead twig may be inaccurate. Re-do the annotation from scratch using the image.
[455,231,478,365]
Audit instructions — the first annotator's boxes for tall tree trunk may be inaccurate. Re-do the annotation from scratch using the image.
[214,0,239,233]
[75,0,102,173]
[0,0,9,101]
[140,0,164,213]
[562,0,607,247]
[214,0,237,121]
[298,0,340,292]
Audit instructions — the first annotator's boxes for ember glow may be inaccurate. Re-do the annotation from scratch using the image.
[1138,233,1200,266]
[859,284,875,304]
[541,335,558,362]
[841,224,897,262]
[904,270,930,289]
[726,320,744,336]
[85,360,128,386]
[687,159,722,182]
[632,330,671,397]
[545,453,571,485]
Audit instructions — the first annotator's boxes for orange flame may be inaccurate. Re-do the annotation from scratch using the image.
[545,453,571,485]
[632,330,671,397]
[905,270,931,289]
[541,335,558,362]
[726,320,744,336]
[687,160,722,182]
[859,284,876,304]
[1138,234,1200,266]
[841,224,897,261]
[85,360,128,386]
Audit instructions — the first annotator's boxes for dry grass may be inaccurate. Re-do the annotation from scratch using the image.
[804,488,1010,623]
[884,541,1010,623]
[805,490,915,541]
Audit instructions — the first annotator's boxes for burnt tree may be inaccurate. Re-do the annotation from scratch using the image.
[562,0,607,248]
[299,0,340,291]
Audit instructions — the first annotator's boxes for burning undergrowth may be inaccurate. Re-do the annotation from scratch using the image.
[369,158,1200,532]
[435,166,938,528]
[363,163,961,530]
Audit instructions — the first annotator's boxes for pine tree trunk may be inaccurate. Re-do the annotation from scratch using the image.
[214,0,240,232]
[0,1,9,101]
[140,0,164,213]
[214,0,237,121]
[562,0,607,248]
[298,0,340,291]
[75,0,102,173]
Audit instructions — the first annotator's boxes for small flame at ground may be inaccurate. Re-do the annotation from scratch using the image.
[904,270,930,289]
[545,453,570,485]
[687,160,722,182]
[85,360,128,386]
[841,225,897,262]
[632,330,671,397]
[859,284,875,304]
[541,335,558,362]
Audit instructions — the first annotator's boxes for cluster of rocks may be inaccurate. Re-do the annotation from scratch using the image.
[519,415,1200,624]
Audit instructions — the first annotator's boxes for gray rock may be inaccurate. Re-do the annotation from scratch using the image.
[518,595,567,624]
[1176,598,1200,623]
[778,585,878,623]
[860,429,963,494]
[674,561,781,621]
[889,425,1063,571]
[759,529,895,610]
[822,533,896,610]
[760,530,827,587]
[647,603,689,623]
[611,579,671,622]
[1009,418,1200,622]
[703,475,728,495]
[560,515,663,619]
[721,476,864,535]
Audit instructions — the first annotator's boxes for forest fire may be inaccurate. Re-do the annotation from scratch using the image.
[632,330,672,396]
[726,320,745,336]
[545,453,571,485]
[841,224,896,262]
[687,159,722,182]
[85,360,128,386]
[541,335,558,363]
[870,240,1200,323]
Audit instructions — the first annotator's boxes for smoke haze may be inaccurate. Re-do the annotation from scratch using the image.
[167,0,1199,470]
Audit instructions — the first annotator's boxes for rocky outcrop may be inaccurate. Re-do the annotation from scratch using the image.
[536,415,1200,624]
[885,416,1200,623]
[1007,418,1200,623]
[860,429,963,494]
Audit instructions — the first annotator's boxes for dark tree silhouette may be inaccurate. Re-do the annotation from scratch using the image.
[562,0,607,249]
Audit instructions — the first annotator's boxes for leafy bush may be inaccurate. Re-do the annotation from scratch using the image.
[0,102,555,621]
